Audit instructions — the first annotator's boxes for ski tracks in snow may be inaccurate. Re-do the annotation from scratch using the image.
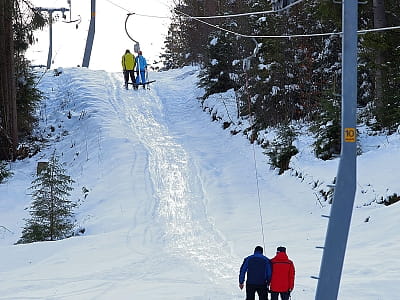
[106,72,239,290]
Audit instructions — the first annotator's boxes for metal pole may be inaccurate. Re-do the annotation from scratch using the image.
[36,7,69,69]
[82,0,96,67]
[46,11,53,69]
[315,1,358,299]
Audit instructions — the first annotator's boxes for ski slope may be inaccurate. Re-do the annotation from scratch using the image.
[0,67,399,299]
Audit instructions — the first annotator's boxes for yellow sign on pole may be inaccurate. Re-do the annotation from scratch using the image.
[344,128,356,142]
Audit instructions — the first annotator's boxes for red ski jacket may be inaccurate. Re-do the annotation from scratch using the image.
[270,252,295,292]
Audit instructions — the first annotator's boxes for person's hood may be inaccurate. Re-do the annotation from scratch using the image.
[273,251,289,261]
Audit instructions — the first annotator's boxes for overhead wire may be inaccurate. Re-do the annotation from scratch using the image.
[176,9,339,39]
[173,0,400,38]
[358,25,400,34]
[104,0,400,38]
[175,0,304,19]
[252,133,266,250]
[176,9,400,39]
[246,77,267,250]
[134,12,170,19]
[103,0,171,17]
[240,40,267,249]
[103,0,130,13]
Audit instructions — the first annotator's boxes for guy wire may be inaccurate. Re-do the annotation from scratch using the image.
[245,64,266,250]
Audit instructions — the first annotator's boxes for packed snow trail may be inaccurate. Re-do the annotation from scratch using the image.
[93,69,251,299]
[107,72,239,284]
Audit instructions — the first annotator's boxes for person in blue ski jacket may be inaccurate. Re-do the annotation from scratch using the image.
[135,50,148,86]
[239,246,272,300]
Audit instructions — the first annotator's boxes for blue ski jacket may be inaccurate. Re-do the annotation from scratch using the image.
[135,55,147,71]
[239,251,272,285]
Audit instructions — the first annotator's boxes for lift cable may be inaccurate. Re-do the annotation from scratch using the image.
[244,39,266,249]
[104,0,303,19]
[104,0,130,13]
[134,12,170,19]
[175,0,304,19]
[176,9,400,39]
[105,0,171,18]
[104,0,400,38]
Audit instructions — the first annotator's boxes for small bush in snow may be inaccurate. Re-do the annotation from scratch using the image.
[265,125,299,175]
[0,161,13,183]
[310,98,341,160]
[380,193,400,206]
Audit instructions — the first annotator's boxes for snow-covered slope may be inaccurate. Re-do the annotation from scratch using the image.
[0,67,399,299]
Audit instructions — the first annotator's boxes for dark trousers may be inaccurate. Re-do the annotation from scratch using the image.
[123,70,136,86]
[246,284,268,300]
[270,291,290,300]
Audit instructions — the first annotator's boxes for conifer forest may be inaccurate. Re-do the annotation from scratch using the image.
[1,0,400,162]
[162,0,400,161]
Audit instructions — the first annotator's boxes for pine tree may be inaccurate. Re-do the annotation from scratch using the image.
[160,11,189,69]
[17,152,76,244]
[264,124,299,174]
[310,95,341,160]
[198,31,238,99]
[360,0,400,132]
[0,161,13,183]
[14,0,46,148]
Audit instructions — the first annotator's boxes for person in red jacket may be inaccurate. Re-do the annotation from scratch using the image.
[270,246,295,300]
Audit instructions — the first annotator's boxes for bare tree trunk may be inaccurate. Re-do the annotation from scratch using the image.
[373,0,387,108]
[0,0,17,160]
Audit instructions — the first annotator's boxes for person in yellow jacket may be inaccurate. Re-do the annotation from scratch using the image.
[121,49,136,89]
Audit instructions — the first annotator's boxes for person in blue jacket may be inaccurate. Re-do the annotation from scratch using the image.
[239,246,272,300]
[135,50,148,87]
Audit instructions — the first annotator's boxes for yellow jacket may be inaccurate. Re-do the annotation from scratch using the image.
[122,52,136,70]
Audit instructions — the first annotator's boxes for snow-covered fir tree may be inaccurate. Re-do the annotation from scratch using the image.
[198,32,238,99]
[17,152,76,244]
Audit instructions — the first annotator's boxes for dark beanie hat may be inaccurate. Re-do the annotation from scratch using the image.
[277,246,286,252]
[254,246,263,254]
